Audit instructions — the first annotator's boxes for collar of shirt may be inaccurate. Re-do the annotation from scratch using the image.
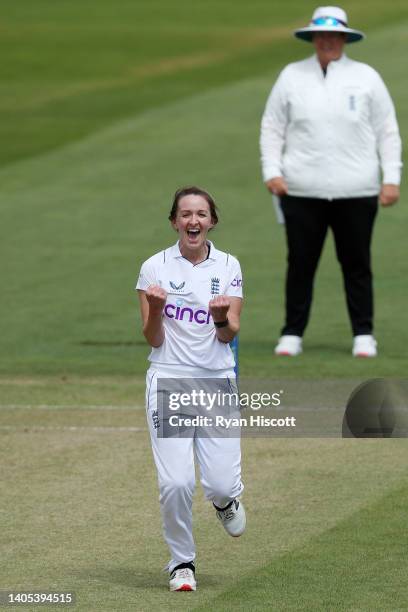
[168,240,218,262]
[312,52,348,75]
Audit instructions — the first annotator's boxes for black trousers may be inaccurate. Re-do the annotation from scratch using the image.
[280,195,378,337]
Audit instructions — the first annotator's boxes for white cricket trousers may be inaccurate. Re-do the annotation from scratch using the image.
[145,366,244,573]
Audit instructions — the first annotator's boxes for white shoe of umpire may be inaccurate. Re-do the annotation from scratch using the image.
[214,499,246,537]
[352,335,377,357]
[169,563,196,592]
[275,335,302,356]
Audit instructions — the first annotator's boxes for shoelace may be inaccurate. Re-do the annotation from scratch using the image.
[174,568,193,580]
[218,503,237,521]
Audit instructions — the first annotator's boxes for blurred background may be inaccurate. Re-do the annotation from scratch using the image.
[1,0,407,379]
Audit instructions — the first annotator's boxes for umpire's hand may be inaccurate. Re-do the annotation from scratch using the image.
[265,176,288,196]
[380,184,399,207]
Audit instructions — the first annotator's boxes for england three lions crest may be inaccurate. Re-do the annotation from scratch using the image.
[211,277,220,295]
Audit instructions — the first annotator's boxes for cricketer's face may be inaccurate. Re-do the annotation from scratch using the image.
[313,32,346,66]
[171,194,214,251]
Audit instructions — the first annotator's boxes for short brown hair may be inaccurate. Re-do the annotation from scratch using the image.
[168,186,219,225]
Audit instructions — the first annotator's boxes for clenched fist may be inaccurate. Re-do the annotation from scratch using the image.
[146,285,167,313]
[209,295,230,323]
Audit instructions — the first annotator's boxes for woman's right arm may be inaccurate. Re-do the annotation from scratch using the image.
[138,286,167,348]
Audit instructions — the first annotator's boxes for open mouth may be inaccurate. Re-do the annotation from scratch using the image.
[187,229,200,238]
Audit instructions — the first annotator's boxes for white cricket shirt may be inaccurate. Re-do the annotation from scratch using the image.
[260,54,402,199]
[136,241,243,371]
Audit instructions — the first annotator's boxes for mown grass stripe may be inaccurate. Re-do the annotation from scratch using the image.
[0,425,146,432]
[194,484,408,611]
[0,404,143,410]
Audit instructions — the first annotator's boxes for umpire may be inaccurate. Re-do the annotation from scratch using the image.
[260,6,402,357]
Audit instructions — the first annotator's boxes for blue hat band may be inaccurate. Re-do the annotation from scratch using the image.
[312,17,347,27]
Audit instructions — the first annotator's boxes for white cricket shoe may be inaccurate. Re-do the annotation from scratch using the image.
[275,335,302,356]
[215,499,246,537]
[169,564,196,592]
[352,335,377,357]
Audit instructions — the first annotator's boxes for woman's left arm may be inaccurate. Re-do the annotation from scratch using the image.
[209,296,242,344]
[370,71,402,205]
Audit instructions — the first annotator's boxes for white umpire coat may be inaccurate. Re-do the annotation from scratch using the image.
[260,54,402,200]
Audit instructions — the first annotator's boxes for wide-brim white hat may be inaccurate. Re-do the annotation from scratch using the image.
[294,6,365,44]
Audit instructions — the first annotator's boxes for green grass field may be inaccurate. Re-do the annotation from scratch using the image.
[1,1,407,610]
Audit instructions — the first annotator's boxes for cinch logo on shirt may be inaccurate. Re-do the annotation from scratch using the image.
[164,303,211,325]
[231,278,243,288]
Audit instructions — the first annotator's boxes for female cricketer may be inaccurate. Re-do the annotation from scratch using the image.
[136,186,245,592]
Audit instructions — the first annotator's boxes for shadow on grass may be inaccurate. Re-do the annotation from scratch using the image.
[242,339,351,357]
[75,566,219,591]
